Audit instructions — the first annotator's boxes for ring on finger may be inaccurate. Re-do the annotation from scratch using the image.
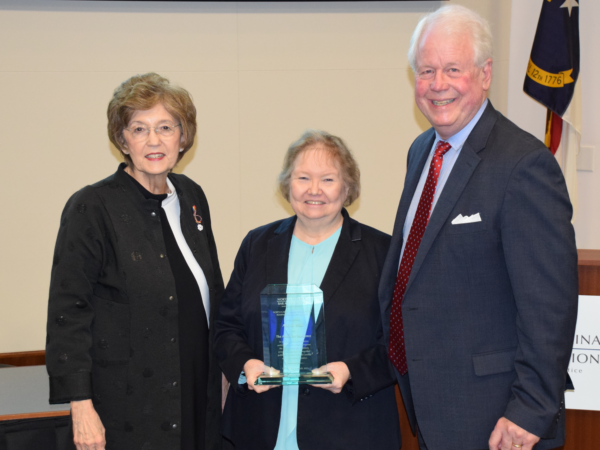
[512,444,523,449]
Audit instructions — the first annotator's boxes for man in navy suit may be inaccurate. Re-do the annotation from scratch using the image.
[379,5,578,450]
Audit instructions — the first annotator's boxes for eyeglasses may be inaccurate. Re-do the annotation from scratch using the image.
[124,123,182,141]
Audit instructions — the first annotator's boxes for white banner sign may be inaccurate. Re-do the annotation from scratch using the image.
[565,295,600,411]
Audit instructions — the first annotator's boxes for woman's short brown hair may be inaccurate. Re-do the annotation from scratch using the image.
[278,130,361,207]
[107,73,197,166]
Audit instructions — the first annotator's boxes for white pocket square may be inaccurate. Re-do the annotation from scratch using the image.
[451,213,482,225]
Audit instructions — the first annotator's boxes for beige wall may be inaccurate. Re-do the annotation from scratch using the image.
[0,0,511,353]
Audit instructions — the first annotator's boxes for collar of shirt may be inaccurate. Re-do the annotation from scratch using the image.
[162,177,178,208]
[436,99,488,152]
[423,98,488,209]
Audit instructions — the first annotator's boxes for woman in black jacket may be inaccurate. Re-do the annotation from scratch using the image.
[46,73,224,450]
[214,130,400,450]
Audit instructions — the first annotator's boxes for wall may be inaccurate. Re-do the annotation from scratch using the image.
[508,0,599,250]
[0,0,511,352]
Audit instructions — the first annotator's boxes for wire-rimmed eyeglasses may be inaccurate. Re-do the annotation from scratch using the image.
[123,123,182,141]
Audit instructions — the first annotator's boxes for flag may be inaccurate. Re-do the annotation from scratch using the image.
[523,0,580,218]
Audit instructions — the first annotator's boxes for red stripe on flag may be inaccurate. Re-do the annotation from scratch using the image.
[544,110,563,155]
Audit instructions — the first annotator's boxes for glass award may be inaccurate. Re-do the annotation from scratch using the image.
[256,284,333,386]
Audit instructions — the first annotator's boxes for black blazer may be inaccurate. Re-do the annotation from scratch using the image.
[379,102,578,450]
[214,210,400,450]
[46,164,224,450]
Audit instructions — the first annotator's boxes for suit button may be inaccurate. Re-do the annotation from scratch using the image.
[160,254,165,259]
[172,423,178,429]
[303,388,310,396]
[169,296,174,301]
[151,211,157,217]
[171,337,176,343]
[172,381,178,387]
[75,300,87,309]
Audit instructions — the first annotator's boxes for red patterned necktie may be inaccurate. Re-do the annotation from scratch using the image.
[389,140,452,375]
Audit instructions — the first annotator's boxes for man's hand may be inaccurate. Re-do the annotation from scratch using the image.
[71,399,106,450]
[311,361,350,394]
[489,417,540,450]
[243,359,280,394]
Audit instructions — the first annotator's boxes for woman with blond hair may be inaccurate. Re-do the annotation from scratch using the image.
[214,130,399,450]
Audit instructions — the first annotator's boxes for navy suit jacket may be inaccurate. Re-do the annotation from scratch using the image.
[214,210,400,450]
[379,102,578,450]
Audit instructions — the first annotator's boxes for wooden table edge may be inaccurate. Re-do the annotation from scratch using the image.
[578,249,600,266]
[0,410,70,422]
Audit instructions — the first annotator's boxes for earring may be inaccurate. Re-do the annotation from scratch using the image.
[123,151,130,155]
[179,148,184,153]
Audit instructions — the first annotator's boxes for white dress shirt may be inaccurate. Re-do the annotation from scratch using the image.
[162,177,211,323]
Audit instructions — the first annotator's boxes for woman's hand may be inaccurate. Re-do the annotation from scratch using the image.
[71,399,106,450]
[311,361,350,394]
[243,359,280,394]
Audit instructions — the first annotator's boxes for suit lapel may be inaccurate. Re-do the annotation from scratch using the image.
[266,217,295,285]
[265,211,359,301]
[262,211,359,337]
[403,102,498,297]
[396,132,436,235]
[319,210,360,305]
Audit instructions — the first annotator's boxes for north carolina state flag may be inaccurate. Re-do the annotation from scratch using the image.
[523,0,580,216]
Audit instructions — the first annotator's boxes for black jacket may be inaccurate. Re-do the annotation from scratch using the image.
[214,210,400,450]
[46,164,224,450]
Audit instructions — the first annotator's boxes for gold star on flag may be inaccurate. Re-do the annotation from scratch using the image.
[560,0,579,17]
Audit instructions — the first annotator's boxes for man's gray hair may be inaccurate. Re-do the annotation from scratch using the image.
[408,5,493,72]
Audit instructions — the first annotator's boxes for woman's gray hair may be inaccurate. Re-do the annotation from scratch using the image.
[278,130,360,207]
[408,5,493,71]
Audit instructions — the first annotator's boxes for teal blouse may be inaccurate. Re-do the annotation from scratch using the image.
[274,226,342,450]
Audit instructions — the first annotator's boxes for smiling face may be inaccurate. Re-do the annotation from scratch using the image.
[122,103,183,190]
[289,145,349,229]
[414,28,492,140]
